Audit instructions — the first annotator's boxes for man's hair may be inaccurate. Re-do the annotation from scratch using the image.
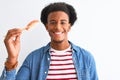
[40,2,77,26]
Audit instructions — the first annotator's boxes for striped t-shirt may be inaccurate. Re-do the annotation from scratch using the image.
[46,47,77,80]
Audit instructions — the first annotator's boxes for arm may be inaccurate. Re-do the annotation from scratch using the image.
[0,28,22,80]
[0,69,16,80]
[0,59,30,80]
[89,55,98,80]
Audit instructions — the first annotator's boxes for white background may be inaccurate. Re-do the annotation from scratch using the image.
[0,0,120,80]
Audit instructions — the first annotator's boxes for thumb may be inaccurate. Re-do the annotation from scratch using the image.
[15,34,21,43]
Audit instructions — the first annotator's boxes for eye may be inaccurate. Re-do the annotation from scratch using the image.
[49,21,56,25]
[61,21,66,25]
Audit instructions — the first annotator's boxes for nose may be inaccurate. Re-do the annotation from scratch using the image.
[55,23,61,30]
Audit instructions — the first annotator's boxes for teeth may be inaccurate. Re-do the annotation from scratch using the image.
[55,32,62,34]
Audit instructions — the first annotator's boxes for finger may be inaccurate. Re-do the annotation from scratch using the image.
[6,28,22,37]
[4,28,22,42]
[7,28,22,34]
[15,34,21,43]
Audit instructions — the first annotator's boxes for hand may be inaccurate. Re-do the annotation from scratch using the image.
[4,28,22,64]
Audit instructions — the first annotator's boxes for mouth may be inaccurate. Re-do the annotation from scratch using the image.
[52,31,64,36]
[54,32,63,34]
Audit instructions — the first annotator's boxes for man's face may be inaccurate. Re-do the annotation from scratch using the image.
[46,11,71,43]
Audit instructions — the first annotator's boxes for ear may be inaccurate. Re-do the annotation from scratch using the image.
[68,23,71,32]
[45,24,48,31]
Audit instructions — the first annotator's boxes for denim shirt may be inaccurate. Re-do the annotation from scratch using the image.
[0,41,98,80]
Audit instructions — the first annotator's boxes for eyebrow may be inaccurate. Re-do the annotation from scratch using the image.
[49,19,68,22]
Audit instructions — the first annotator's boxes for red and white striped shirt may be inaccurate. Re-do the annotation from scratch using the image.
[46,47,77,80]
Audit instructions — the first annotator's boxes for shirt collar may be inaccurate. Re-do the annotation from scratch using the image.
[43,41,79,53]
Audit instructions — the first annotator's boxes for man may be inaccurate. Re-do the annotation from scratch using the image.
[0,2,98,80]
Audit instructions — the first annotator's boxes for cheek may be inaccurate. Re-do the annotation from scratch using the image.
[45,26,51,32]
[46,29,53,36]
[65,27,71,32]
[65,24,71,32]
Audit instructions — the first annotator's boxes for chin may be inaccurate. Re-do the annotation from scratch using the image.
[52,39,64,44]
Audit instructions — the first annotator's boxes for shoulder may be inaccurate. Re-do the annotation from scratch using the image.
[24,43,50,61]
[71,42,95,61]
[31,47,44,56]
[70,42,91,55]
[71,42,96,68]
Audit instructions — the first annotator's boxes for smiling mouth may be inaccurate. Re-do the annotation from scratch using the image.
[54,32,63,35]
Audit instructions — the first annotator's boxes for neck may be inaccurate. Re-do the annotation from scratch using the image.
[50,40,70,50]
